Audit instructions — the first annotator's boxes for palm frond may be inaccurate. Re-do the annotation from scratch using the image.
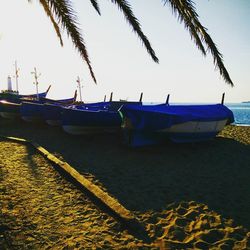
[110,0,159,63]
[39,0,63,46]
[89,0,101,15]
[162,0,206,55]
[46,0,96,83]
[163,0,233,86]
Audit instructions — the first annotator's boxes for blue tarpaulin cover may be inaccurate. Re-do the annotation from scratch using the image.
[120,104,234,131]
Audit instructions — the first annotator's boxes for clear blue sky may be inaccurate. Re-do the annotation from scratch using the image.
[0,0,249,103]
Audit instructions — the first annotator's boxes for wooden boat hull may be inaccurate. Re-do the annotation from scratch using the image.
[123,119,228,146]
[62,106,122,134]
[20,93,76,124]
[42,103,63,126]
[20,102,44,123]
[0,86,51,103]
[0,112,20,119]
[0,100,21,119]
[63,125,120,135]
[46,119,61,126]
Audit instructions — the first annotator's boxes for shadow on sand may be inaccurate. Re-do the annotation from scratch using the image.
[1,119,249,230]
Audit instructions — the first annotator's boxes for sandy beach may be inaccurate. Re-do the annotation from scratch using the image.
[0,118,249,249]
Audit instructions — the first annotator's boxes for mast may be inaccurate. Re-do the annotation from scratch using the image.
[14,61,20,93]
[139,92,143,102]
[221,93,225,105]
[31,67,41,100]
[76,76,83,102]
[166,94,170,105]
[109,92,113,102]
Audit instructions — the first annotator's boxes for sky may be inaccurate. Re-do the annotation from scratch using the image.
[0,0,249,103]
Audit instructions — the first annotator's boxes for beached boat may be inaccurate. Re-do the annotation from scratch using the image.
[0,100,21,119]
[0,86,52,120]
[120,103,234,146]
[0,85,51,103]
[61,101,142,134]
[20,92,77,123]
[61,103,120,134]
[0,86,51,120]
[40,90,77,106]
[42,103,64,126]
[20,101,45,123]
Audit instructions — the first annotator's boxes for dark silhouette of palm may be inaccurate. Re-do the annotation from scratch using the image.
[34,0,233,86]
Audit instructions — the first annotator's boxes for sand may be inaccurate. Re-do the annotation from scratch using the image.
[0,118,249,249]
[0,141,143,249]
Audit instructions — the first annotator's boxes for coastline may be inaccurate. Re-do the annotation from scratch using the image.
[0,119,249,248]
[233,123,250,127]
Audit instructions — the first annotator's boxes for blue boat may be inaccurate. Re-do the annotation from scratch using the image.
[0,85,51,103]
[40,91,77,125]
[0,86,51,119]
[42,103,64,126]
[20,92,77,123]
[120,103,234,146]
[0,100,21,119]
[40,90,77,105]
[20,101,45,123]
[61,101,142,134]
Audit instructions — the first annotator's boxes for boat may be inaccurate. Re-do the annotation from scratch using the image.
[61,102,120,134]
[20,101,45,123]
[42,103,64,126]
[20,91,77,123]
[61,101,142,135]
[0,86,51,119]
[39,90,77,105]
[41,91,77,126]
[120,103,234,146]
[0,85,51,103]
[0,100,21,119]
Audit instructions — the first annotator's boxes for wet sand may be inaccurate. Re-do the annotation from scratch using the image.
[0,118,249,249]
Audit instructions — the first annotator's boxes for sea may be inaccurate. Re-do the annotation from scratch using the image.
[225,103,250,126]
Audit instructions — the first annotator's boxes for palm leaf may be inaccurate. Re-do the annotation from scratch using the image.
[110,0,159,63]
[45,0,97,83]
[163,0,233,86]
[89,0,101,15]
[162,0,206,55]
[39,0,63,46]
